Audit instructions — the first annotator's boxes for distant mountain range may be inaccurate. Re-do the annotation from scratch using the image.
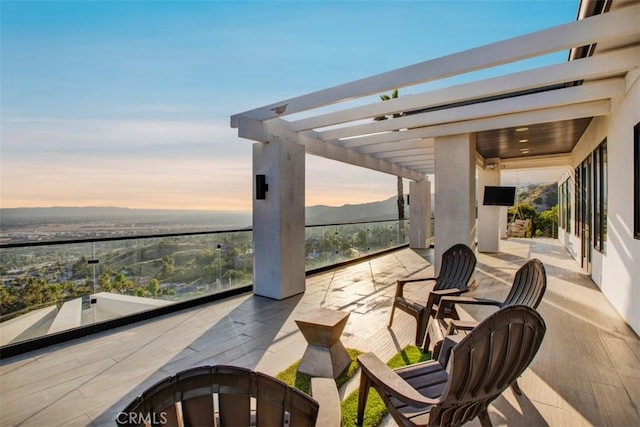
[0,196,409,233]
[1,184,557,234]
[305,196,408,225]
[0,206,253,229]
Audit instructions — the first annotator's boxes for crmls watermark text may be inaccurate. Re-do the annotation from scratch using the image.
[117,412,168,425]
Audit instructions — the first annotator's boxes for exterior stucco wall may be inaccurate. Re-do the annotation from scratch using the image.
[568,71,640,335]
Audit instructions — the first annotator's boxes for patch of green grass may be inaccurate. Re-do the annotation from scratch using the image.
[340,346,430,427]
[276,348,363,394]
[341,387,387,427]
[276,346,430,427]
[387,345,430,369]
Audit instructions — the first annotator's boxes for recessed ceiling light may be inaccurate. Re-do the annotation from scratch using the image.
[519,139,528,143]
[515,127,529,132]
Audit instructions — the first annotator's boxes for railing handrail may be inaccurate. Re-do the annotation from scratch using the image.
[0,218,410,249]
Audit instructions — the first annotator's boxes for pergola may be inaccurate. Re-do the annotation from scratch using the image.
[231,1,639,300]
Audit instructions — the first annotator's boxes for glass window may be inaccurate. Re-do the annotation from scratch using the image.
[566,178,572,234]
[635,123,640,239]
[574,166,581,236]
[602,141,607,250]
[594,140,607,253]
[594,146,601,250]
[559,181,565,230]
[560,178,572,233]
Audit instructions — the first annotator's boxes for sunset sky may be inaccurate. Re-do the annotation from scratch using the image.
[1,0,578,211]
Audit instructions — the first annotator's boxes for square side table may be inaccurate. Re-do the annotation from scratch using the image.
[295,308,351,378]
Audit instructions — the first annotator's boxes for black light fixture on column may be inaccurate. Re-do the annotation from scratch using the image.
[256,174,268,200]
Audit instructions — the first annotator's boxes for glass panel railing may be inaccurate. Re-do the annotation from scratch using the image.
[0,231,254,347]
[1,220,413,348]
[85,232,254,324]
[304,219,410,270]
[430,217,435,247]
[0,241,95,344]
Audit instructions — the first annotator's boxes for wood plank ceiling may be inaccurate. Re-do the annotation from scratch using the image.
[475,118,593,159]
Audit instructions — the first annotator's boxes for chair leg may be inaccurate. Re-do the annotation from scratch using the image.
[388,304,396,328]
[356,372,372,425]
[478,408,493,427]
[416,325,424,347]
[423,330,431,354]
[432,340,442,360]
[422,315,432,353]
[511,380,523,396]
[415,311,428,346]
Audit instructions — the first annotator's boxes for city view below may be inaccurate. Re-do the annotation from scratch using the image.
[0,195,416,348]
[0,194,411,244]
[0,206,253,245]
[0,183,558,350]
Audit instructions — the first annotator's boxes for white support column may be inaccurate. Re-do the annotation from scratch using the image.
[477,160,501,253]
[499,205,508,239]
[434,134,476,274]
[252,139,306,300]
[409,179,431,249]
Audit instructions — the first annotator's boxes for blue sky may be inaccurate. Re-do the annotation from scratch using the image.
[1,0,579,210]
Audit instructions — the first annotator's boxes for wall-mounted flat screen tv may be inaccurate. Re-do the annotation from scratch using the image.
[483,186,516,206]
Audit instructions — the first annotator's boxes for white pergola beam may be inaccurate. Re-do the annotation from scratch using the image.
[357,139,433,154]
[230,4,638,127]
[406,162,435,168]
[237,117,424,181]
[321,78,624,140]
[372,148,433,159]
[340,99,611,148]
[375,153,433,166]
[289,46,639,131]
[416,168,435,174]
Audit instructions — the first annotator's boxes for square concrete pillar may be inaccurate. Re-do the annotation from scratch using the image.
[477,161,501,253]
[253,139,306,300]
[409,179,431,249]
[499,205,508,239]
[434,134,476,275]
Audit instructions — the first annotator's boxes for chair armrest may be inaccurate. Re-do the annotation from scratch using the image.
[422,288,463,317]
[398,276,437,284]
[435,296,501,319]
[431,288,466,297]
[357,352,442,408]
[437,334,464,366]
[395,277,436,298]
[310,377,342,427]
[447,319,479,331]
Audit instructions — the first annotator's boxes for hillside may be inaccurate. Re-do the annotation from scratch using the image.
[305,196,407,225]
[515,183,558,212]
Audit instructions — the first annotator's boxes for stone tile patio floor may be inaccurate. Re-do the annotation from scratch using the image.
[1,238,639,426]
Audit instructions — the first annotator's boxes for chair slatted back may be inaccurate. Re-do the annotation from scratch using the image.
[430,305,546,426]
[435,243,477,291]
[119,365,319,427]
[502,259,547,309]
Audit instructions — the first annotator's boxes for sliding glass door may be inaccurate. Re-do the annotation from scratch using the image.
[576,157,592,272]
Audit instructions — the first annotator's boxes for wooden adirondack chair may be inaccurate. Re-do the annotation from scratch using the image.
[118,365,340,427]
[357,305,546,427]
[427,258,546,359]
[389,243,476,346]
